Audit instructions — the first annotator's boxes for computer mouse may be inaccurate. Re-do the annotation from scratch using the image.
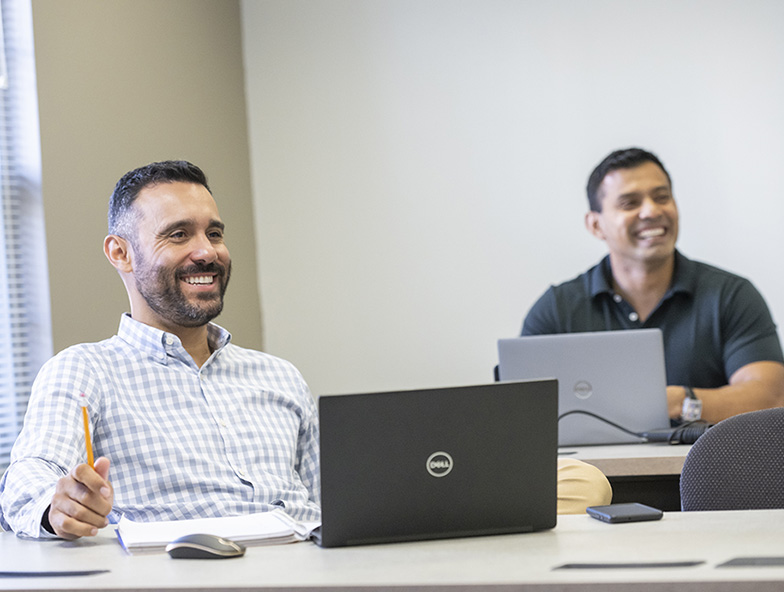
[165,533,246,559]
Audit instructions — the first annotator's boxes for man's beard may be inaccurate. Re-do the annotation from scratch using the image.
[134,254,232,328]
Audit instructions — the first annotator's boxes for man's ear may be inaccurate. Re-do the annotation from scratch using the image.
[104,234,133,273]
[585,211,606,241]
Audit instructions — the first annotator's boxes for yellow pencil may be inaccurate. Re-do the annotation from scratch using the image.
[79,393,94,469]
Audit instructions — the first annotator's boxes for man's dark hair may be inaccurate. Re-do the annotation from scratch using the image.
[108,160,211,239]
[586,148,671,212]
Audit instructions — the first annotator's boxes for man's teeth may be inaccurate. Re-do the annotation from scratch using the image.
[638,228,665,239]
[184,275,214,285]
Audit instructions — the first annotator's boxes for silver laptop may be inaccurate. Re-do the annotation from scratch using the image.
[314,380,558,548]
[497,329,670,446]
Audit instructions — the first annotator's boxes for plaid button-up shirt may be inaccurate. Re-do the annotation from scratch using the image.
[0,314,320,538]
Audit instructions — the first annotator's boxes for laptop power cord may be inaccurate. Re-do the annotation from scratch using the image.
[557,410,712,445]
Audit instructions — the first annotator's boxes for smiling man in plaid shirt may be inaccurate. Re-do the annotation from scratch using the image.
[0,161,320,539]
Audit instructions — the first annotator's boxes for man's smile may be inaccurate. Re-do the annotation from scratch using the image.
[182,274,217,286]
[636,226,667,240]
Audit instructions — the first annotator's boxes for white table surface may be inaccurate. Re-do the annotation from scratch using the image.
[1,508,783,591]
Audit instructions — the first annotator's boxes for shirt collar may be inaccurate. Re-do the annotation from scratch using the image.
[589,250,694,299]
[116,313,232,365]
[588,255,614,298]
[667,251,696,296]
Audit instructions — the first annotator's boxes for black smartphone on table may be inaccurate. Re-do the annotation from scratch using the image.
[586,502,663,524]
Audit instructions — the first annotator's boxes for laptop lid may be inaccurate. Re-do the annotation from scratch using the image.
[497,329,670,446]
[315,380,558,548]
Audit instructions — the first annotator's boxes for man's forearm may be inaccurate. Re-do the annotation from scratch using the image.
[667,361,784,424]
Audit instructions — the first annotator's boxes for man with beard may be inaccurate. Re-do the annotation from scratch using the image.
[0,161,320,539]
[522,148,784,424]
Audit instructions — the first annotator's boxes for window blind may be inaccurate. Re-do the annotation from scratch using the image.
[0,0,51,473]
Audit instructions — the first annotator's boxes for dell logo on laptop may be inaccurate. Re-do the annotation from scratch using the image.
[573,380,593,400]
[426,451,454,477]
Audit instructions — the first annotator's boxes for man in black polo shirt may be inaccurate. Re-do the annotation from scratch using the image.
[522,147,784,424]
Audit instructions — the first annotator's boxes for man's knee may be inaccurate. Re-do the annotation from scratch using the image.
[556,457,613,514]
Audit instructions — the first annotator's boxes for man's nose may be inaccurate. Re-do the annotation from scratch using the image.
[189,235,218,263]
[639,197,662,219]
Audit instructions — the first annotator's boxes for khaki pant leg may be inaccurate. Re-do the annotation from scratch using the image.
[557,457,613,515]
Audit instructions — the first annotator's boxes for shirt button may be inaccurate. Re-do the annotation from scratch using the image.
[238,469,246,478]
[613,294,622,303]
[165,335,174,345]
[629,312,639,322]
[219,419,228,428]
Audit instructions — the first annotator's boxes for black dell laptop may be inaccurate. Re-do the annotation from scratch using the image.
[314,379,558,548]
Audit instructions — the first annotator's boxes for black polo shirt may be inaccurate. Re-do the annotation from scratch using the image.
[522,251,784,388]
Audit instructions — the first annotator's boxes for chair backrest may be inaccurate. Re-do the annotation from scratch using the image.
[680,407,784,511]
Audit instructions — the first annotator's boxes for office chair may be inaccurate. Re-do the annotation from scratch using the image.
[679,407,784,511]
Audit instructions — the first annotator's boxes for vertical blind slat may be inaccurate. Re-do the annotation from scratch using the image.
[0,0,51,474]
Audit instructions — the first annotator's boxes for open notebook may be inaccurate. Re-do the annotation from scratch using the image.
[115,510,319,554]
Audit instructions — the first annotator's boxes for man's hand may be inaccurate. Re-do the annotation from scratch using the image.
[48,457,113,540]
[666,385,687,420]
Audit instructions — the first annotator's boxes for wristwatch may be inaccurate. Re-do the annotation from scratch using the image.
[680,386,702,422]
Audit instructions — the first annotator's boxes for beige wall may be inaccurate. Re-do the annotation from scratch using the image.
[32,0,262,352]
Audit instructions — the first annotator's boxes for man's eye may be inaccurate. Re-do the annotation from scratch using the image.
[170,231,187,240]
